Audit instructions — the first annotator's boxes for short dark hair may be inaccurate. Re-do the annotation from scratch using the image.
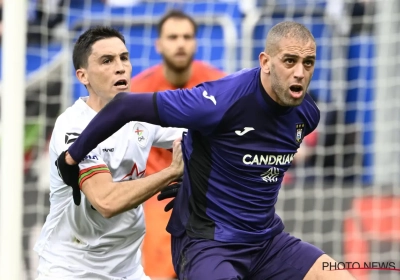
[72,26,126,70]
[157,10,197,37]
[265,21,315,55]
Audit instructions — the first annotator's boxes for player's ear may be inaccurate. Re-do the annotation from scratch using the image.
[259,52,271,74]
[76,68,89,86]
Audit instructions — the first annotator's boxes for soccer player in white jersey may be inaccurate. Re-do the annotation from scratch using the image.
[33,26,184,280]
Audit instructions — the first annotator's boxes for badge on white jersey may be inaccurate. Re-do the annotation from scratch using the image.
[133,123,149,148]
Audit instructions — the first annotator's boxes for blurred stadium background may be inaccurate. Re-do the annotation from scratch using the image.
[0,0,400,279]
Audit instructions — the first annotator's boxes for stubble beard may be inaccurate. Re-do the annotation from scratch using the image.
[270,69,292,107]
[270,67,305,107]
[163,54,194,74]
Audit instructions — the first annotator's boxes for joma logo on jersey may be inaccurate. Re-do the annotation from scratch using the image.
[261,167,280,183]
[243,153,295,165]
[296,123,305,143]
[202,90,217,105]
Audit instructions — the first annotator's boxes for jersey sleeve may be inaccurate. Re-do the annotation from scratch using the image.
[52,116,110,190]
[151,126,186,149]
[77,151,110,189]
[156,82,233,135]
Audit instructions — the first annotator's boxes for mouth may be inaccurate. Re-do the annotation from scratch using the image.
[289,84,304,98]
[114,79,128,89]
[175,52,187,58]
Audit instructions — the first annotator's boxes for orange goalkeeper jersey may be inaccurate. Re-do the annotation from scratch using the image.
[131,60,226,176]
[131,60,225,279]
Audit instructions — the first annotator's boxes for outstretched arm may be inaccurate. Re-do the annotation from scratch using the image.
[82,138,183,218]
[67,84,230,164]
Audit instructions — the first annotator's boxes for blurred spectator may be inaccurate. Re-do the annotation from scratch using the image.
[217,0,257,15]
[27,0,66,45]
[101,0,141,7]
[326,0,376,36]
[130,9,226,279]
[326,0,351,35]
[348,0,375,35]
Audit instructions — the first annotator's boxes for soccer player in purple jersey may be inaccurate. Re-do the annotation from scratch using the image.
[56,22,355,280]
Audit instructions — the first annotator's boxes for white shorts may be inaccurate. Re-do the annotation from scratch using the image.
[36,257,151,280]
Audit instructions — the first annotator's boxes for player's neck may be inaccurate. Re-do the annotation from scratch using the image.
[85,95,108,112]
[163,64,192,88]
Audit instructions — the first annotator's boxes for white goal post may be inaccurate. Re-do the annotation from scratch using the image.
[0,1,27,279]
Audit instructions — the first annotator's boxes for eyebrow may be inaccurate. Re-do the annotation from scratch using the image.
[283,53,316,60]
[166,33,194,37]
[98,51,129,60]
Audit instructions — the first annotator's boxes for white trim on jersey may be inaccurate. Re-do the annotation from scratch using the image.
[33,97,184,278]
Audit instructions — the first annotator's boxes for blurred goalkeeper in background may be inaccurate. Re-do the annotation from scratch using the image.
[33,26,185,279]
[56,21,357,280]
[130,9,225,279]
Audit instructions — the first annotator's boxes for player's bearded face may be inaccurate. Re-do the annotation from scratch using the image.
[157,18,196,73]
[84,38,132,101]
[163,51,194,73]
[270,39,316,107]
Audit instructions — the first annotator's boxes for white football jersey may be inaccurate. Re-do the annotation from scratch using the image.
[34,97,184,279]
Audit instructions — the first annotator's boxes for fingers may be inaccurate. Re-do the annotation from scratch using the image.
[164,199,174,212]
[171,138,184,176]
[172,137,183,155]
[72,186,81,205]
[157,182,180,201]
[172,136,182,146]
[157,180,181,212]
[172,140,182,159]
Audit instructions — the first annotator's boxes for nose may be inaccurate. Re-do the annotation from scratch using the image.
[293,63,305,80]
[176,36,186,47]
[115,58,125,75]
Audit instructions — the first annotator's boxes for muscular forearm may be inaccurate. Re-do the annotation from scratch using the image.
[68,92,160,163]
[85,167,180,218]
